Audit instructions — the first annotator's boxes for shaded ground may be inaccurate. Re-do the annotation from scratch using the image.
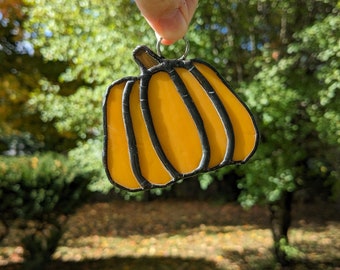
[1,200,339,269]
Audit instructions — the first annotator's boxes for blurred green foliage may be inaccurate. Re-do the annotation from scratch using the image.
[237,8,339,207]
[0,152,93,269]
[1,0,338,200]
[0,152,91,220]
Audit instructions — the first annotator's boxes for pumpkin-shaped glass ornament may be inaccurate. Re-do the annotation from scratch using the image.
[103,40,259,191]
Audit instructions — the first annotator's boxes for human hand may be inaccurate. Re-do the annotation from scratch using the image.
[135,0,198,45]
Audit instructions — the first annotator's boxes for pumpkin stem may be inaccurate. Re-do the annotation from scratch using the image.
[133,45,163,70]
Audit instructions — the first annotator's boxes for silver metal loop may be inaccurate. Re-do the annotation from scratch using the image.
[156,37,190,60]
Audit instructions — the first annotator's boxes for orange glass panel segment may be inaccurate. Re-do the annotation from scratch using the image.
[175,67,227,168]
[147,71,203,173]
[194,62,257,161]
[105,81,142,190]
[129,81,173,185]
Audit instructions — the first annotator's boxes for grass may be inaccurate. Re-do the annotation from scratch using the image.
[0,200,339,269]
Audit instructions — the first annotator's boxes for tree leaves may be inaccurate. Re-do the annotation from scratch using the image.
[3,0,336,202]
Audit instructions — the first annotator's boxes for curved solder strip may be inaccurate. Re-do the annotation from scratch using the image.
[185,61,235,168]
[139,66,210,180]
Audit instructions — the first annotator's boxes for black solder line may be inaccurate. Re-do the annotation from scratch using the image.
[122,80,153,189]
[187,61,235,167]
[168,67,211,173]
[139,73,180,180]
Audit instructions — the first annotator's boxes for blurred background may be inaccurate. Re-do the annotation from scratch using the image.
[0,0,339,269]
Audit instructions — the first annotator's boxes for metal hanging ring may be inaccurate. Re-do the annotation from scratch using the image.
[156,37,190,60]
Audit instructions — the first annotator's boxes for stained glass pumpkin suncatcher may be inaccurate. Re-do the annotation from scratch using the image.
[103,44,259,191]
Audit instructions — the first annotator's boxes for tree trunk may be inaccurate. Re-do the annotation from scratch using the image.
[269,191,293,266]
[0,219,9,243]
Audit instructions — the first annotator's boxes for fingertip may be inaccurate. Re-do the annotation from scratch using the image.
[155,30,180,46]
[160,38,177,45]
